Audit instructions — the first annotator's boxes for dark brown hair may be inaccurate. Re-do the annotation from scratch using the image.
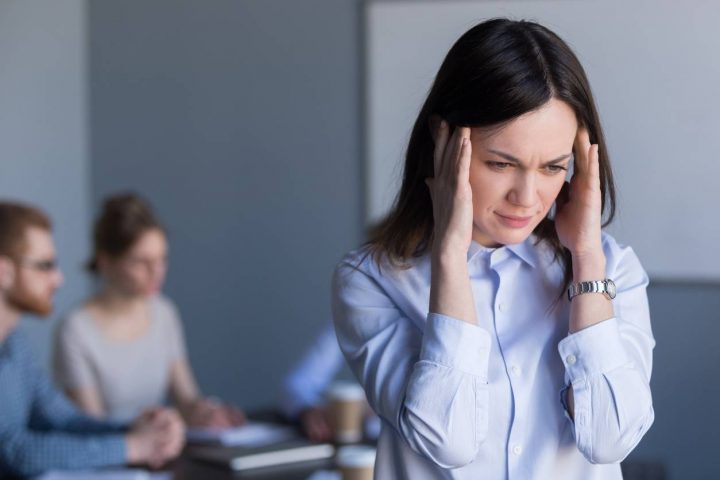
[87,193,164,273]
[367,18,616,292]
[0,201,52,258]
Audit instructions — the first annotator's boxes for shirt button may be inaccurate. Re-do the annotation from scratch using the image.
[498,302,506,313]
[511,365,522,376]
[512,445,522,456]
[566,354,577,365]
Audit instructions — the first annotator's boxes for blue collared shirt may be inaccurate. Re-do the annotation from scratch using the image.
[332,233,654,479]
[0,330,127,477]
[280,323,345,417]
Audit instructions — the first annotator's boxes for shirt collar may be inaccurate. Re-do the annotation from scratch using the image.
[506,235,538,269]
[467,240,496,262]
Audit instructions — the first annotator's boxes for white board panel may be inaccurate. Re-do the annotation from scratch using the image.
[366,0,720,280]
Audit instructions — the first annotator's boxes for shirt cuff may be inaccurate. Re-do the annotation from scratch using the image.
[420,313,491,379]
[558,317,630,383]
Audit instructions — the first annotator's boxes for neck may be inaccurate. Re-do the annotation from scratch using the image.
[94,286,147,314]
[0,298,21,344]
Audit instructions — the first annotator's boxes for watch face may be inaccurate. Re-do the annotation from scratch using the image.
[606,279,617,299]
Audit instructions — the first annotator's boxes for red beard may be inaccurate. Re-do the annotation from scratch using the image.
[6,285,53,317]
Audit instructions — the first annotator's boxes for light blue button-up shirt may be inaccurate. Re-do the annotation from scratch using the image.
[332,233,654,479]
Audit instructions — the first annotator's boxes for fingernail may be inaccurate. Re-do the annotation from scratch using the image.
[440,120,447,129]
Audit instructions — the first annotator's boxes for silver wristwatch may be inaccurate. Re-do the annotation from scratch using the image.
[567,278,616,301]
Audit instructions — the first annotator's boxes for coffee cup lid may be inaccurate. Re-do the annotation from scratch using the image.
[327,381,366,400]
[336,446,376,468]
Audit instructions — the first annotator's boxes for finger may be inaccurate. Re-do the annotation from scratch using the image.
[573,127,592,176]
[428,114,441,144]
[456,128,472,177]
[209,411,231,429]
[440,126,462,179]
[432,119,449,178]
[588,144,600,188]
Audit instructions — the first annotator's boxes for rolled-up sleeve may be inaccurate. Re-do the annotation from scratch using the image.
[558,238,655,464]
[332,258,491,468]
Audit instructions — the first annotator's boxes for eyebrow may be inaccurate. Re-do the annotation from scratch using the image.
[487,149,572,166]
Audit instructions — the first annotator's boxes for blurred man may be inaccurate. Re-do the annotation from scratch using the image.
[0,201,185,477]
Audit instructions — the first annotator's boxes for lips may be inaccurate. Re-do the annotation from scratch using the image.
[495,212,533,229]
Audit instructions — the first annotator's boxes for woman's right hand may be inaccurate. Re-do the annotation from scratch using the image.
[426,120,474,259]
[426,120,477,325]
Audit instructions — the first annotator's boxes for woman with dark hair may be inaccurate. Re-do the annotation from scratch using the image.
[332,19,654,478]
[53,193,245,428]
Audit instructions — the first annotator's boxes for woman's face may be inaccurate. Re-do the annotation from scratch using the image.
[468,98,577,247]
[101,228,168,297]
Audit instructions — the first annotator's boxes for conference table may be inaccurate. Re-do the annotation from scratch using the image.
[167,409,363,480]
[170,456,334,480]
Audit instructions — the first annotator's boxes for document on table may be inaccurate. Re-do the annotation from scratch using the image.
[186,421,297,447]
[37,470,171,480]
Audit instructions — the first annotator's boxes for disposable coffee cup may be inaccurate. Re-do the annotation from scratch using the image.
[327,381,366,443]
[336,445,376,480]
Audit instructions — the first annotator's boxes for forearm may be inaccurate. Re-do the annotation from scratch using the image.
[169,359,201,416]
[569,252,613,333]
[0,431,126,477]
[430,250,477,325]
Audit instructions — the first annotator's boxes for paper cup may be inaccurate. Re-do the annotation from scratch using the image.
[336,445,376,480]
[327,381,366,443]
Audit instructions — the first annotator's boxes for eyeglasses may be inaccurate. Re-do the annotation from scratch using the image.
[16,258,59,272]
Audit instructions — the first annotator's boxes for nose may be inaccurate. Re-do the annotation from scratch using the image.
[507,171,538,208]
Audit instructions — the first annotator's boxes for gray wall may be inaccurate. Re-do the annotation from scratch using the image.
[0,0,91,367]
[89,0,363,409]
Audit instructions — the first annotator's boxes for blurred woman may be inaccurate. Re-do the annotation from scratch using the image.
[54,193,245,428]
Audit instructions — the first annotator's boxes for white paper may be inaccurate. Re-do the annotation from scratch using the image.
[186,421,297,447]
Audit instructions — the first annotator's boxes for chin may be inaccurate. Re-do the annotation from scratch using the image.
[492,228,534,246]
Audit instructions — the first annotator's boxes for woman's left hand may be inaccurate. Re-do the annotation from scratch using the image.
[554,127,604,259]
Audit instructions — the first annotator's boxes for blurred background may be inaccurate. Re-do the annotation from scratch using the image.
[1,1,718,478]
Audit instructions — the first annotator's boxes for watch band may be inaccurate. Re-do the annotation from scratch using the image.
[567,278,616,301]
